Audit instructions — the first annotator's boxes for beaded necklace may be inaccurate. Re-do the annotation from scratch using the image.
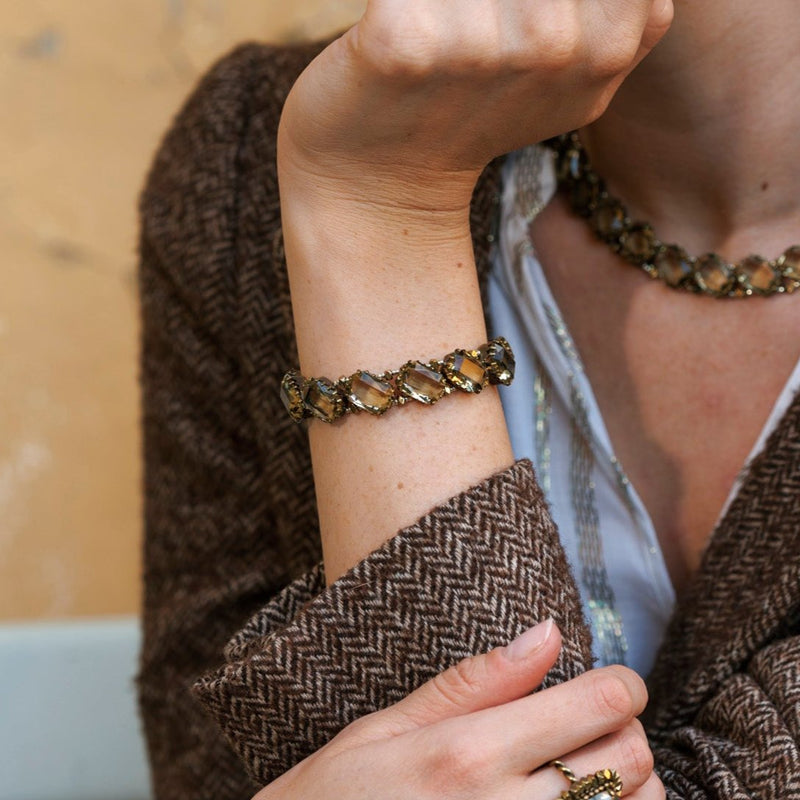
[548,132,800,298]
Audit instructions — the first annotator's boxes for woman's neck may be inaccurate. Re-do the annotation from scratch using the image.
[580,0,800,259]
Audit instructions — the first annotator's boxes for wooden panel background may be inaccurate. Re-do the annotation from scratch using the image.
[0,0,364,620]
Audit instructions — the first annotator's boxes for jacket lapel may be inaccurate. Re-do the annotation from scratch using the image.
[646,389,800,728]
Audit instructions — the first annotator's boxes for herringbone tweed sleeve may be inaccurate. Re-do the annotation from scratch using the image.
[193,459,594,785]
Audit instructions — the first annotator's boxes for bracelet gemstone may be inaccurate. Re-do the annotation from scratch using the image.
[280,337,515,424]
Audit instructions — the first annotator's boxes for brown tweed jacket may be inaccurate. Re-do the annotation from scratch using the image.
[137,41,800,800]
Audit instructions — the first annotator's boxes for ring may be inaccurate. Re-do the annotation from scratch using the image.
[550,759,623,800]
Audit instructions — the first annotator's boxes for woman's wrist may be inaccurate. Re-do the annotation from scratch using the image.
[277,150,478,246]
[278,164,487,378]
[278,161,513,583]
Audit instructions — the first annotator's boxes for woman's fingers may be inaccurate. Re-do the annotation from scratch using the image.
[359,619,561,738]
[284,0,674,184]
[524,719,655,797]
[432,663,648,774]
[526,760,666,800]
[379,681,653,800]
[259,653,658,800]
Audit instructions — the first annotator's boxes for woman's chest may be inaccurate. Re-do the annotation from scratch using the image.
[530,203,800,593]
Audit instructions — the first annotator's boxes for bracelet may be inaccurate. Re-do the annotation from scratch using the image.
[280,336,515,424]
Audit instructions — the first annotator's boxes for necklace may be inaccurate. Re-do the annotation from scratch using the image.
[547,132,800,298]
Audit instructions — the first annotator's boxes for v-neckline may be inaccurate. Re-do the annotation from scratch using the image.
[522,239,800,589]
[498,144,800,593]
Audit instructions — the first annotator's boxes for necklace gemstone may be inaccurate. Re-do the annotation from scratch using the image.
[620,223,656,263]
[695,253,733,294]
[591,199,626,242]
[739,255,777,294]
[654,245,693,288]
[782,245,800,282]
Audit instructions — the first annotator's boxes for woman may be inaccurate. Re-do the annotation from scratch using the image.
[137,0,800,798]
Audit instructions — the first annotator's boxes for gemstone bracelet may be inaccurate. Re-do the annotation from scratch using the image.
[280,337,515,424]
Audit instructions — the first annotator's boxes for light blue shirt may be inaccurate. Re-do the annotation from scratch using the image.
[487,146,800,677]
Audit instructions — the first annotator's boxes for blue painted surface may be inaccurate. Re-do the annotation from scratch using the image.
[0,617,151,800]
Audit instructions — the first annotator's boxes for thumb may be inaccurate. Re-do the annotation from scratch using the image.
[376,618,560,734]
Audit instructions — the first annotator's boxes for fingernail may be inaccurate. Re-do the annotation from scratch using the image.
[506,618,554,661]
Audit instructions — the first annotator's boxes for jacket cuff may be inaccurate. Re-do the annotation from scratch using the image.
[193,459,592,785]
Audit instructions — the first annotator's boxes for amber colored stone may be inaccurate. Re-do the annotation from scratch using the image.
[303,377,344,423]
[443,351,487,393]
[654,245,693,288]
[739,255,777,294]
[347,371,394,415]
[398,361,446,404]
[591,199,627,243]
[480,338,516,386]
[695,253,733,294]
[620,223,656,263]
[780,245,800,281]
[280,371,307,422]
[570,175,602,217]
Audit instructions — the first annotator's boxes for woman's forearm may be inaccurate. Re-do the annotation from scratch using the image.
[279,169,514,583]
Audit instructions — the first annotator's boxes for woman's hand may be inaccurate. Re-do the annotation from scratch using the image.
[253,621,664,799]
[279,0,673,212]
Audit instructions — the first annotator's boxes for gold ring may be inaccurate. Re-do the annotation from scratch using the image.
[550,759,623,799]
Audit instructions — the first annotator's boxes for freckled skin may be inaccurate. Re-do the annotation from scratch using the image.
[532,193,800,593]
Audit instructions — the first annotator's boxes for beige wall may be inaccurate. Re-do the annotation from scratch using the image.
[1,0,365,621]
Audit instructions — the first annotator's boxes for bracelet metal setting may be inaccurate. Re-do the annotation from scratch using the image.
[281,337,515,424]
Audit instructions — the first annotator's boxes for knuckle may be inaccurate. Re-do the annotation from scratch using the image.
[482,645,510,673]
[588,669,636,721]
[540,30,582,71]
[364,43,435,81]
[618,726,654,784]
[359,18,439,79]
[331,709,388,747]
[531,13,584,70]
[426,728,491,787]
[586,39,639,79]
[339,711,375,738]
[431,656,484,706]
[637,769,667,800]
